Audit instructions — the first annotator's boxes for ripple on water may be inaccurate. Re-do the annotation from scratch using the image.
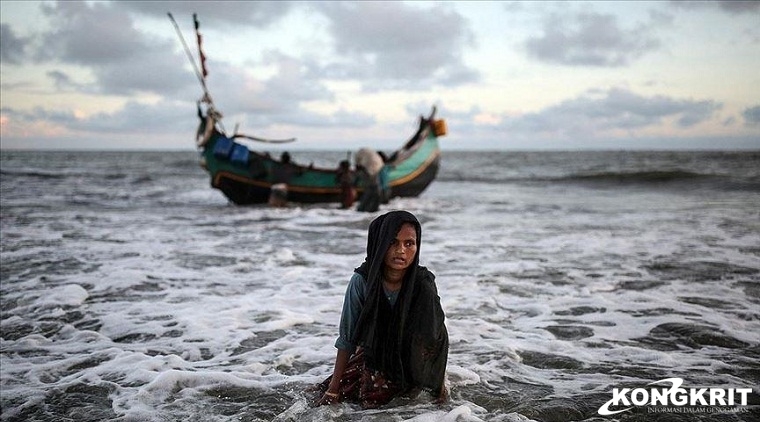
[544,325,595,341]
[715,344,760,386]
[677,296,740,310]
[1,256,99,281]
[516,394,606,422]
[174,252,239,270]
[232,329,289,355]
[554,306,606,316]
[621,307,701,318]
[518,350,585,371]
[2,382,117,422]
[204,386,294,420]
[738,280,760,303]
[454,378,552,416]
[642,260,759,282]
[616,279,667,291]
[637,322,750,351]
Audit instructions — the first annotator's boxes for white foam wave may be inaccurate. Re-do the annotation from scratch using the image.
[2,152,758,421]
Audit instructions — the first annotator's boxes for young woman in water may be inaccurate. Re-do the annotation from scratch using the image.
[315,210,449,408]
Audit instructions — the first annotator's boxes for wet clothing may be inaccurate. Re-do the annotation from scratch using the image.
[317,348,403,409]
[320,211,449,408]
[335,272,400,354]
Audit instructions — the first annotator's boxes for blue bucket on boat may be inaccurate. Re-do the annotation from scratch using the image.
[230,143,250,166]
[213,136,234,159]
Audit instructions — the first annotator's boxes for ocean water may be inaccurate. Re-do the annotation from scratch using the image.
[1,149,759,422]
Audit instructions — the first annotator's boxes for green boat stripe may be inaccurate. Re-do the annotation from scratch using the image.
[389,149,440,187]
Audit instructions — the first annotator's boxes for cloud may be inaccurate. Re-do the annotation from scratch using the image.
[0,23,28,65]
[0,1,373,143]
[75,100,193,134]
[257,52,334,106]
[46,70,89,93]
[182,49,377,132]
[669,1,760,15]
[2,99,192,134]
[316,2,479,89]
[499,88,721,139]
[202,52,336,125]
[524,12,662,67]
[2,106,76,127]
[30,1,194,97]
[37,2,134,64]
[117,1,293,27]
[716,1,760,14]
[275,108,376,129]
[1,1,755,151]
[743,105,760,126]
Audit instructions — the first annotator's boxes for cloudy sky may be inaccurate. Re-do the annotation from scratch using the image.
[1,1,759,151]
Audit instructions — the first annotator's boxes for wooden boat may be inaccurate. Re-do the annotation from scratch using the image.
[195,105,446,205]
[170,13,446,206]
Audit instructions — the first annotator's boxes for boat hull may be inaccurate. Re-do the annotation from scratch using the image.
[200,126,442,206]
[212,153,440,205]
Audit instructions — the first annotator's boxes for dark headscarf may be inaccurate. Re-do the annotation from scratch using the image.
[352,211,448,396]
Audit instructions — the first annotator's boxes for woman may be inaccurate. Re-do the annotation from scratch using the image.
[315,210,449,408]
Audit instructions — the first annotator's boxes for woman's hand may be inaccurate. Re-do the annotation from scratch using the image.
[315,348,351,406]
[316,390,340,406]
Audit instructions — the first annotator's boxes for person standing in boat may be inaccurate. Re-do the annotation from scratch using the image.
[314,211,449,409]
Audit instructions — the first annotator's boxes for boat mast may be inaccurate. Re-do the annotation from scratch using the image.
[167,12,212,104]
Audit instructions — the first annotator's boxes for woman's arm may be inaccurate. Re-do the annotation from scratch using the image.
[335,272,365,352]
[317,273,366,405]
[316,348,352,405]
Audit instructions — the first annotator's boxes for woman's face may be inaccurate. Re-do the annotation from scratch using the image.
[384,223,418,272]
